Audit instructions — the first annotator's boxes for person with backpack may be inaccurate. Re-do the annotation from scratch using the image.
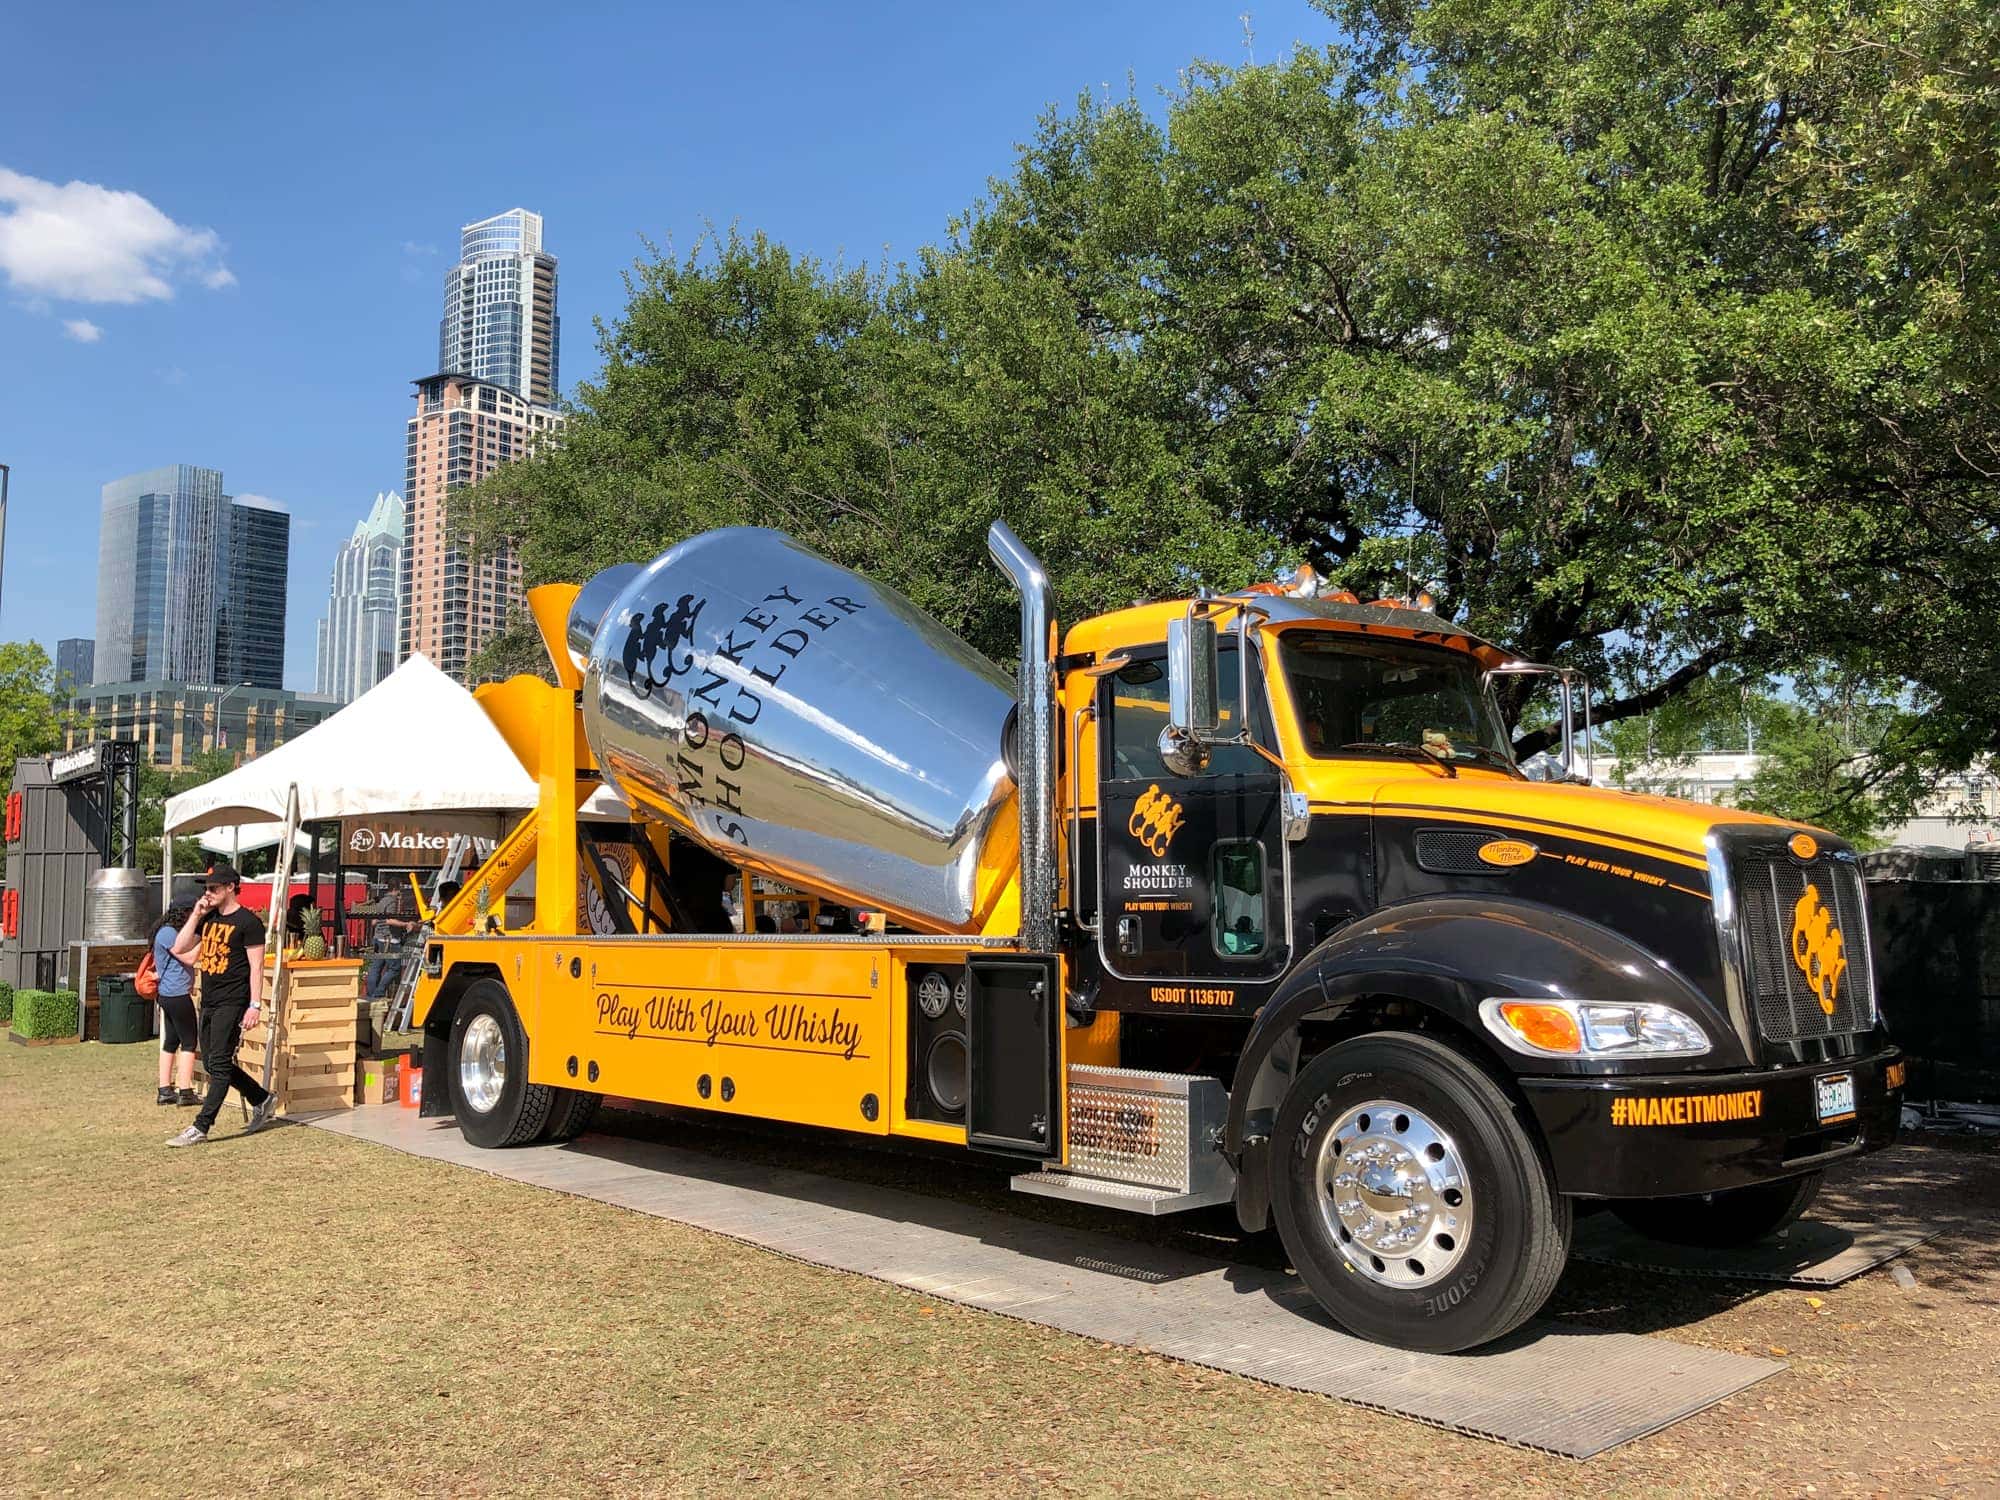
[145,902,200,1106]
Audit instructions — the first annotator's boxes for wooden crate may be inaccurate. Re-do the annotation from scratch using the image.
[234,959,362,1116]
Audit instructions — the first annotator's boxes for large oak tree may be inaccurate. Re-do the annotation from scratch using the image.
[462,0,1999,791]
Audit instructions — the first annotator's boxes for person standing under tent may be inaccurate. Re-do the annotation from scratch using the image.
[165,863,277,1147]
[151,903,200,1106]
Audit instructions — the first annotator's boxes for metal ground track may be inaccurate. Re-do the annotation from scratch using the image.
[303,1108,1783,1458]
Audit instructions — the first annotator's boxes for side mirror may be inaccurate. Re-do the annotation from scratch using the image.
[1157,726,1211,778]
[1167,614,1221,739]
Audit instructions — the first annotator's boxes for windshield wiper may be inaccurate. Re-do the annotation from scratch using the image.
[1453,744,1520,774]
[1336,741,1458,777]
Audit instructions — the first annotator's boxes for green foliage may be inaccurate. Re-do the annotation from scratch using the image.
[0,642,67,798]
[0,981,13,1027]
[460,0,1999,786]
[1603,673,1955,846]
[11,988,79,1040]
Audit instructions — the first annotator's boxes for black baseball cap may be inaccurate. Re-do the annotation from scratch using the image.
[203,862,242,888]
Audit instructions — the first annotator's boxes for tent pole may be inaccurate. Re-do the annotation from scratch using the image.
[259,783,302,1098]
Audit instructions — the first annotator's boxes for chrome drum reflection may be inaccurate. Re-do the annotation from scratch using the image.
[570,528,1018,932]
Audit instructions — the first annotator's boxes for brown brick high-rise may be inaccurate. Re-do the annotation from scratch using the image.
[399,373,561,679]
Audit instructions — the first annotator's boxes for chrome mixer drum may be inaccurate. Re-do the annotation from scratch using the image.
[569,528,1018,932]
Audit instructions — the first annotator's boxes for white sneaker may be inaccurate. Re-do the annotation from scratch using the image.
[166,1126,208,1148]
[242,1099,278,1136]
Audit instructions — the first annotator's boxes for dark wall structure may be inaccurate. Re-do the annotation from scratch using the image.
[2,757,106,991]
[1869,879,2000,1104]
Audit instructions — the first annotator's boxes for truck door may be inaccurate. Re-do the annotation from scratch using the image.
[1094,647,1291,991]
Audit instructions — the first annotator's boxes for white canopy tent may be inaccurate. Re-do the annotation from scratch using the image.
[162,653,630,897]
[197,822,313,858]
[165,654,540,839]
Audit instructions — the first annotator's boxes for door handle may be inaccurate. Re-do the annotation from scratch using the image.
[1116,916,1140,956]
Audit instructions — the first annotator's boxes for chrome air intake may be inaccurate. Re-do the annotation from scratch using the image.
[568,528,1018,932]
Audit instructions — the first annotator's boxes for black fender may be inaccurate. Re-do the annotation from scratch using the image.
[418,961,503,1118]
[1224,896,1732,1229]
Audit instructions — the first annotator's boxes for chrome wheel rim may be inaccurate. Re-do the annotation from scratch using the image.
[460,1013,506,1115]
[1315,1097,1473,1290]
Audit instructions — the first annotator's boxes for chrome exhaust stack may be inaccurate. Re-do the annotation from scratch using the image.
[987,520,1058,953]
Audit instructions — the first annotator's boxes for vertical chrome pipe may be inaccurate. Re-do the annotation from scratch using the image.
[987,520,1058,953]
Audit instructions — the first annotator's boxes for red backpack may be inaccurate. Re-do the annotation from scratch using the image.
[134,949,160,1000]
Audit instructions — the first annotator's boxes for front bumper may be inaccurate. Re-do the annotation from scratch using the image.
[1522,1045,1904,1199]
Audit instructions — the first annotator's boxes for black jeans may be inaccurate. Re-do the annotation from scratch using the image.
[194,1000,271,1134]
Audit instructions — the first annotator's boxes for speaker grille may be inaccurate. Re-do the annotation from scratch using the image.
[1413,827,1527,875]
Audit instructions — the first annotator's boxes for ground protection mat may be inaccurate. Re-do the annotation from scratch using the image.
[304,1109,1782,1458]
[1571,1214,1940,1285]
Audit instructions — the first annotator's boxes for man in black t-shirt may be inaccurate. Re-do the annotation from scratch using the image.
[166,863,277,1146]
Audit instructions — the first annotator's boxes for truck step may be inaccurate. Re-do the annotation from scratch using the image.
[1009,1065,1236,1215]
[1010,1168,1233,1215]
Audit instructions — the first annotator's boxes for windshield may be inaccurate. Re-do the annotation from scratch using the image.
[1279,632,1517,771]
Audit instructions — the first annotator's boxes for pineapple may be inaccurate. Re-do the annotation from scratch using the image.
[301,905,328,961]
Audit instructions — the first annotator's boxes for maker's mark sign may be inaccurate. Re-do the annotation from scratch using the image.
[340,816,452,868]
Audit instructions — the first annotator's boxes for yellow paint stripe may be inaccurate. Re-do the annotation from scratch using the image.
[1310,802,1712,873]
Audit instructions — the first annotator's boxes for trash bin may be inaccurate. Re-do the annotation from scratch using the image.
[97,976,150,1045]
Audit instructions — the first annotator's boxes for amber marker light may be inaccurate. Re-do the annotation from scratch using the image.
[1789,832,1818,860]
[1496,1001,1583,1055]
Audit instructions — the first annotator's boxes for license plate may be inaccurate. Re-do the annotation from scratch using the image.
[1815,1071,1856,1124]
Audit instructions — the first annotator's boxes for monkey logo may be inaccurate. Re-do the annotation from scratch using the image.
[1791,886,1847,1016]
[621,593,706,700]
[1127,784,1186,859]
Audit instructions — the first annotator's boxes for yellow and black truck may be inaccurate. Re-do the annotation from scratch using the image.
[410,522,1903,1351]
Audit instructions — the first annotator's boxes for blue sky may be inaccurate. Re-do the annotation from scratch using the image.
[0,0,1329,689]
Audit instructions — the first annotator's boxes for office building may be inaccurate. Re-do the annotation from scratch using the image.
[93,465,290,690]
[63,680,339,769]
[400,374,561,678]
[438,207,560,406]
[222,493,291,690]
[315,492,404,702]
[55,638,94,690]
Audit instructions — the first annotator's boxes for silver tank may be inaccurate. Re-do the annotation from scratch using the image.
[85,867,157,944]
[569,528,1018,932]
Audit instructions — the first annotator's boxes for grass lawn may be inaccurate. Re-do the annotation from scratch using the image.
[3,1040,1995,1496]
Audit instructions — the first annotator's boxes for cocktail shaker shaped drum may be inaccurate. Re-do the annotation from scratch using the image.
[568,528,1019,932]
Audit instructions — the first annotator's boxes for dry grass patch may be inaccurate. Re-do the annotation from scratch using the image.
[2,1043,1993,1497]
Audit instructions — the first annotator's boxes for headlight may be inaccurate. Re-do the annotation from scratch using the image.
[1479,997,1710,1059]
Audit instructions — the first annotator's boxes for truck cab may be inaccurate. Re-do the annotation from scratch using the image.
[1057,589,1901,1347]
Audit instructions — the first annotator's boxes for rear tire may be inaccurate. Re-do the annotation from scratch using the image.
[448,979,555,1148]
[1270,1031,1571,1353]
[540,1088,602,1144]
[1612,1171,1822,1248]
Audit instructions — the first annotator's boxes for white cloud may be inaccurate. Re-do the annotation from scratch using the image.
[401,240,438,257]
[0,167,234,305]
[62,317,102,343]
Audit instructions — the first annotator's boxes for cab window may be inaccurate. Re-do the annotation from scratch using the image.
[1104,652,1266,780]
[1212,841,1267,957]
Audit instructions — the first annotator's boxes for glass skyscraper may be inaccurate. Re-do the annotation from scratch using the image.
[94,465,291,691]
[437,207,560,406]
[315,491,404,702]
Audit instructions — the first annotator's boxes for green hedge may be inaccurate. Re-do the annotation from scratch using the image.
[12,988,79,1040]
[0,981,13,1027]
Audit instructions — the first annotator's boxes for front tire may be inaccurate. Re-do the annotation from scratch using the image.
[1270,1031,1571,1353]
[448,979,556,1148]
[1611,1171,1822,1248]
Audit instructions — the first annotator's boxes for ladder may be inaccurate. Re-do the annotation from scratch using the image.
[378,834,483,1039]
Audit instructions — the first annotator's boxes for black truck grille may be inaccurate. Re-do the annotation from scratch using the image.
[1734,854,1874,1042]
